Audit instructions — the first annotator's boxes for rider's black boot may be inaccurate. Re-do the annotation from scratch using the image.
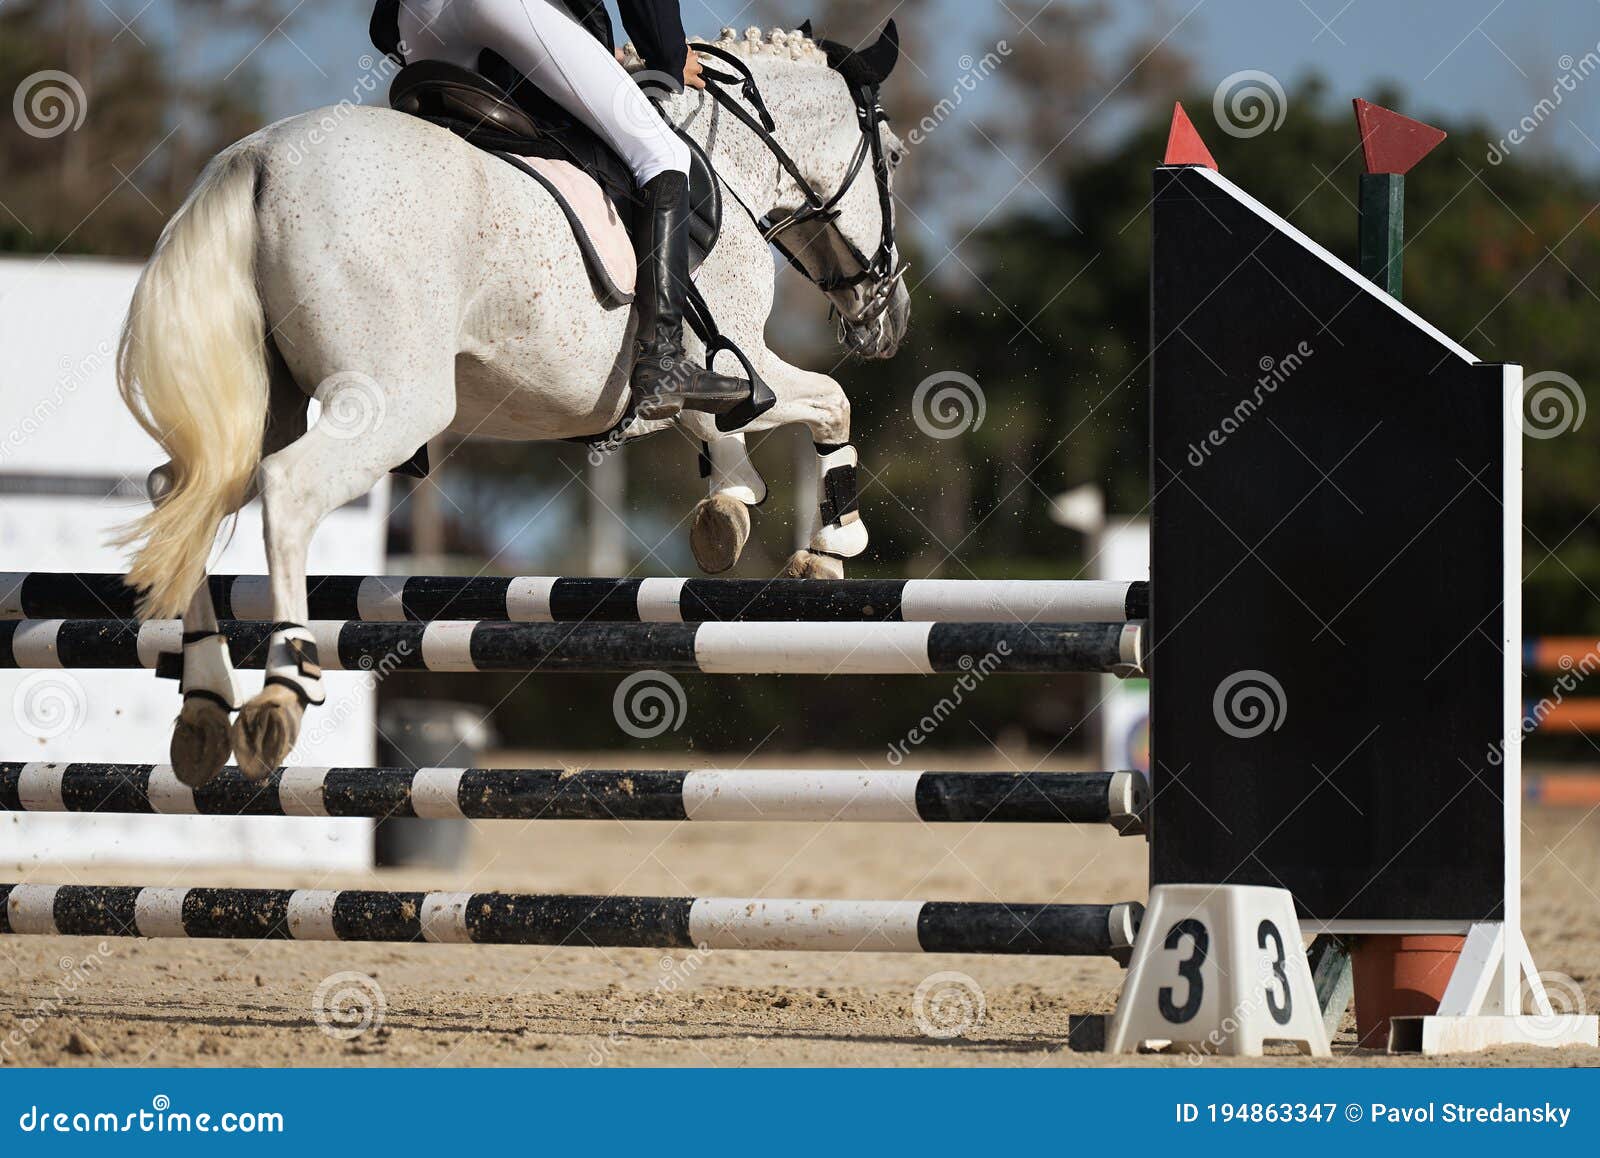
[631,171,750,421]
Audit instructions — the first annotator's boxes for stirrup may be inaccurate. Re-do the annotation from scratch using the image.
[705,336,776,433]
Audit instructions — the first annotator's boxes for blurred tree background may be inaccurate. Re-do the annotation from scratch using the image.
[3,1,1596,758]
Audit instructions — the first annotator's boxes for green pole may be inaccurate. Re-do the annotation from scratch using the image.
[1358,172,1405,299]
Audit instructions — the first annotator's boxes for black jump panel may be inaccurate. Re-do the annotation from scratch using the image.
[1149,166,1508,924]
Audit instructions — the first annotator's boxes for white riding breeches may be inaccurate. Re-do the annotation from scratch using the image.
[398,0,690,184]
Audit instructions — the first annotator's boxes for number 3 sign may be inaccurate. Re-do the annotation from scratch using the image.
[1108,885,1330,1056]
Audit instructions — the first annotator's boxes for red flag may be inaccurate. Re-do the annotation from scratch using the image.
[1353,99,1446,174]
[1164,102,1218,170]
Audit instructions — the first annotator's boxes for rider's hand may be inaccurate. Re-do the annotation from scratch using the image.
[683,49,706,89]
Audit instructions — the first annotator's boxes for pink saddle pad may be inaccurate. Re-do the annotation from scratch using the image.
[522,156,636,297]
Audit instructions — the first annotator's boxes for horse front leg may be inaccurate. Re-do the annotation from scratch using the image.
[691,357,866,580]
[784,433,867,580]
[689,433,767,574]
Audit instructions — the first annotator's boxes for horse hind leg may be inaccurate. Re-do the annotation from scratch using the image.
[168,580,240,786]
[231,366,452,780]
[142,460,238,788]
[165,361,310,786]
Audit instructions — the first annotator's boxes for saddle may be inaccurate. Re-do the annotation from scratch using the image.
[384,54,775,451]
[390,54,723,294]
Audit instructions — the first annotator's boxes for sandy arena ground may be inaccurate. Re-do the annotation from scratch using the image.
[2,752,1598,1068]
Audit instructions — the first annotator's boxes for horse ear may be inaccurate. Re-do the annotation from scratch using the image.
[813,20,900,87]
[815,32,852,72]
[856,20,900,84]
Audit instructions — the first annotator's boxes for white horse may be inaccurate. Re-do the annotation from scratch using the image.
[115,25,910,786]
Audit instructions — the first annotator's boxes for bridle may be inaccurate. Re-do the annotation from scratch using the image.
[693,45,905,327]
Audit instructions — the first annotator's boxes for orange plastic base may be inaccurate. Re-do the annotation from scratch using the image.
[1351,935,1464,1048]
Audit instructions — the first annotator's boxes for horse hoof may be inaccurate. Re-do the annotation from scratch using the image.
[690,494,752,574]
[229,684,305,782]
[170,696,233,787]
[781,550,845,580]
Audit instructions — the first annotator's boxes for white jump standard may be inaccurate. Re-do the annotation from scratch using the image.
[0,885,1143,959]
[0,573,1149,625]
[0,763,1150,832]
[0,619,1146,677]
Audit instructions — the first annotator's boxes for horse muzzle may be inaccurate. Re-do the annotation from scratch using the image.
[838,269,910,360]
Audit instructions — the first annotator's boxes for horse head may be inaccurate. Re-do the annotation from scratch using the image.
[807,20,910,360]
[697,24,910,361]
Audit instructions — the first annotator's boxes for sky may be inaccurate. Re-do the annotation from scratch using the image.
[193,0,1600,177]
[1122,0,1600,168]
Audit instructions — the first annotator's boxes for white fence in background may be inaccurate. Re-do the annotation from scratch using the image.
[0,256,387,871]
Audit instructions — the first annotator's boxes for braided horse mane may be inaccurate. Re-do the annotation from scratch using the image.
[620,26,830,69]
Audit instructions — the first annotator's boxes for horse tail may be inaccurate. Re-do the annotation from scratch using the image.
[115,141,268,621]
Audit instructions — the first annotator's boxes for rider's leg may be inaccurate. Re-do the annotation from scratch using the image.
[458,0,689,184]
[628,171,750,420]
[448,0,749,420]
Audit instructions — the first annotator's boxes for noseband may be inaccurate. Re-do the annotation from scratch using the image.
[694,47,903,323]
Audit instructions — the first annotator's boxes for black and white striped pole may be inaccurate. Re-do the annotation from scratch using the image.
[0,573,1148,624]
[0,619,1146,677]
[0,763,1149,833]
[0,884,1143,960]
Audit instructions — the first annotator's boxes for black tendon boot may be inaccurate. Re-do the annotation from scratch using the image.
[631,171,750,421]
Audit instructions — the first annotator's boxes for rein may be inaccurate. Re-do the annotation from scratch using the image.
[691,47,902,316]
